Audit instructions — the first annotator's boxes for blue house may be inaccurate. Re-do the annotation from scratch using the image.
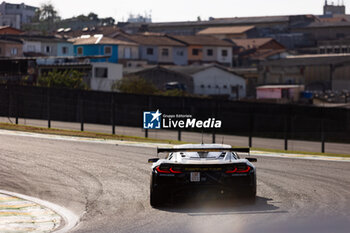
[73,35,122,63]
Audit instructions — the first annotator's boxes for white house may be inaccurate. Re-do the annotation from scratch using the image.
[169,64,246,99]
[90,62,123,92]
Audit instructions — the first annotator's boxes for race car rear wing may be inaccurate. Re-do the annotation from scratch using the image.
[157,147,250,154]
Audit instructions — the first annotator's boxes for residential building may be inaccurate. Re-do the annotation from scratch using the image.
[197,26,257,39]
[0,14,20,28]
[0,25,22,35]
[73,35,135,63]
[168,35,233,66]
[323,1,345,16]
[1,34,74,57]
[90,62,123,91]
[229,38,286,67]
[124,66,194,92]
[292,21,350,41]
[256,85,304,102]
[115,33,187,65]
[0,37,22,57]
[259,54,350,92]
[118,15,315,36]
[0,1,38,27]
[168,64,246,99]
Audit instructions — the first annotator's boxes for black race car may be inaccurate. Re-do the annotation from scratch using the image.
[148,144,257,207]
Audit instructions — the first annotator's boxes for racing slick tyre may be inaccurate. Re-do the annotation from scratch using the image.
[245,187,256,204]
[150,189,165,207]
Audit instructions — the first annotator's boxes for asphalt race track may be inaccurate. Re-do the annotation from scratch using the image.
[0,133,349,233]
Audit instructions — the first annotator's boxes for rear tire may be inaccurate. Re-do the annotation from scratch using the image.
[150,189,165,207]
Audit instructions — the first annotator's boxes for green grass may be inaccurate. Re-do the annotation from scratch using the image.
[249,147,350,158]
[0,123,183,145]
[1,122,349,158]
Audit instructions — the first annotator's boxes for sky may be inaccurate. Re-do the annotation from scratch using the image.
[6,0,349,22]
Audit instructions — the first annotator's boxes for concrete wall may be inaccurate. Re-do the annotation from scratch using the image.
[0,41,22,57]
[217,46,232,66]
[57,42,74,57]
[23,41,41,53]
[0,14,20,29]
[90,62,123,92]
[41,42,58,56]
[173,47,187,65]
[139,46,158,63]
[118,45,139,60]
[192,67,246,99]
[202,46,217,62]
[157,46,173,63]
[74,44,119,63]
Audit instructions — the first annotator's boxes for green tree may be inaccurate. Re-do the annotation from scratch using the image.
[37,70,88,90]
[112,76,158,95]
[35,3,61,23]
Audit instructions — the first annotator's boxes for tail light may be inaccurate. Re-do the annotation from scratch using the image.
[225,165,251,174]
[156,165,182,174]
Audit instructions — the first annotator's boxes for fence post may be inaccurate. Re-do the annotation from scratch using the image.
[249,111,254,147]
[212,132,216,143]
[111,93,115,135]
[79,91,84,131]
[47,88,51,128]
[178,130,181,141]
[15,86,18,125]
[145,129,148,138]
[284,115,288,151]
[321,118,325,153]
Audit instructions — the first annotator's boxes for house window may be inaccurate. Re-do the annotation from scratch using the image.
[46,46,51,53]
[207,49,213,56]
[342,47,348,53]
[27,45,35,52]
[231,85,238,94]
[207,85,211,88]
[192,48,200,56]
[161,48,169,56]
[77,47,83,55]
[104,46,112,55]
[221,49,228,57]
[320,48,325,54]
[176,50,184,56]
[62,46,68,55]
[200,84,205,88]
[146,48,154,55]
[124,47,131,58]
[223,85,227,89]
[95,67,108,78]
[10,48,18,55]
[0,47,2,55]
[334,48,340,53]
[326,48,333,54]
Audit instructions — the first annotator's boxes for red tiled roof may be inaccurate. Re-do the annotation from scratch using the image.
[122,34,185,46]
[169,35,232,46]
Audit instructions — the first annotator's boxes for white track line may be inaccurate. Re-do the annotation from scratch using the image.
[0,190,79,233]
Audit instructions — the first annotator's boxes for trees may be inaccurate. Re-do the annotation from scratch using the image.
[37,70,88,90]
[35,3,61,23]
[112,76,158,95]
[112,76,192,97]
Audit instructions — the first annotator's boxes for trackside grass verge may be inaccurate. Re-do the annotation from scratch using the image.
[0,123,183,144]
[0,122,349,158]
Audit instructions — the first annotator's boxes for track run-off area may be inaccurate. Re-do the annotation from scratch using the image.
[0,129,349,233]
